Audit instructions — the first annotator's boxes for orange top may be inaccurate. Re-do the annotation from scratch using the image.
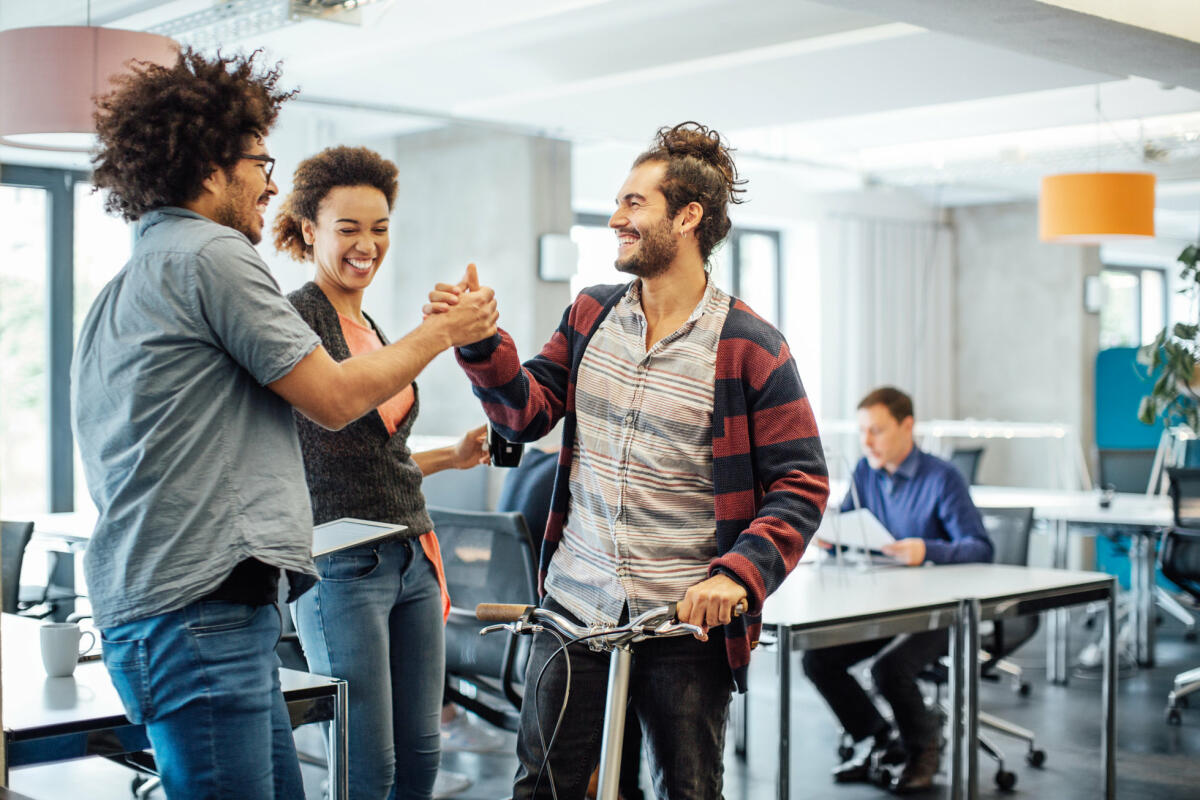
[338,312,450,623]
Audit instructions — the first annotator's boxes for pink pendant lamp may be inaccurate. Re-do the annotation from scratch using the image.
[0,26,178,153]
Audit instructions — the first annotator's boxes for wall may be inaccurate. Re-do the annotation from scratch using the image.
[953,201,1101,489]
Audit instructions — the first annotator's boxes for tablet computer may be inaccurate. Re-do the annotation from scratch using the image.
[312,518,407,557]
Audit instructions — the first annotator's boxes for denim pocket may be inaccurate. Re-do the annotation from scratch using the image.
[100,634,152,723]
[319,548,381,582]
[187,600,261,636]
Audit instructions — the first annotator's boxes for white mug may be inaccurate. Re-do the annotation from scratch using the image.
[40,622,97,678]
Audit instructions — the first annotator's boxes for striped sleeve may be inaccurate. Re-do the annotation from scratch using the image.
[709,307,829,613]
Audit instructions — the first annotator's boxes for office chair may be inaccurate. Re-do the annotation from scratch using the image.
[1163,469,1200,725]
[429,507,539,731]
[949,447,984,485]
[1096,448,1156,494]
[1,520,34,613]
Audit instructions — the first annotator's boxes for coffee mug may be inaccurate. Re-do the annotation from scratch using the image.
[488,422,524,468]
[40,622,97,678]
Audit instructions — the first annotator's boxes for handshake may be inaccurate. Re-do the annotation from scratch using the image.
[421,263,499,349]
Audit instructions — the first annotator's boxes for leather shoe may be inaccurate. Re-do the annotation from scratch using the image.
[889,739,940,794]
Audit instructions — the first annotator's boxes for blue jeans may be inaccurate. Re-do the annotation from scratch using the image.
[292,537,445,800]
[514,597,733,800]
[100,601,304,800]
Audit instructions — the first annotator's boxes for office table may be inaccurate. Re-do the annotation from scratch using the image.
[826,480,1171,678]
[969,486,1171,677]
[761,563,1116,800]
[2,614,349,799]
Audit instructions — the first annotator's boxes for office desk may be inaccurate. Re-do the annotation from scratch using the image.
[761,563,1116,800]
[2,614,349,799]
[970,486,1171,676]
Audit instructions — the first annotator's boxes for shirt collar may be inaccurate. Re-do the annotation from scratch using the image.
[622,276,717,325]
[135,206,210,239]
[893,446,921,479]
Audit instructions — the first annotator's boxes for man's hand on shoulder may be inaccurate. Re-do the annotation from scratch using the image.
[676,574,748,638]
[881,537,926,566]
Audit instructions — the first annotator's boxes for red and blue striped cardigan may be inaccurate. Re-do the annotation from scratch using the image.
[456,283,829,691]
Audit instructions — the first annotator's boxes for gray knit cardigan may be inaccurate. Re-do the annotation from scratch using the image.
[287,281,432,537]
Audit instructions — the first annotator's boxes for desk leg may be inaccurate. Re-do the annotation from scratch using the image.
[964,598,980,800]
[331,679,349,800]
[1103,581,1118,800]
[949,610,964,800]
[1046,519,1070,684]
[1130,531,1157,668]
[777,626,790,800]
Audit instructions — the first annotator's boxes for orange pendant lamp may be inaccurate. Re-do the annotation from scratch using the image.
[1039,172,1156,243]
[0,26,178,153]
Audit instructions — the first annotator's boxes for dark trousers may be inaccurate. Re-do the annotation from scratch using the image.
[801,630,948,751]
[513,597,733,800]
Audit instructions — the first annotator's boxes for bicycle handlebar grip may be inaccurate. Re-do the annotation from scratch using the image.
[476,603,534,622]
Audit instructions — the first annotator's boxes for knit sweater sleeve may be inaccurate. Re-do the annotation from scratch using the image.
[709,317,829,614]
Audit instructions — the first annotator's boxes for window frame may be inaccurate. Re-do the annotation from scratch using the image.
[1099,264,1168,349]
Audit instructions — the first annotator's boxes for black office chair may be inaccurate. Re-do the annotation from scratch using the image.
[1,520,34,614]
[1162,468,1200,725]
[1097,448,1156,494]
[429,507,539,731]
[950,447,985,485]
[919,508,1045,791]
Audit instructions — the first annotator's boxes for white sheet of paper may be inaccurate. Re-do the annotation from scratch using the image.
[814,508,895,552]
[312,518,407,558]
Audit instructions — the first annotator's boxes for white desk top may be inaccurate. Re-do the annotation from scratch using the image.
[763,563,1112,628]
[2,614,336,738]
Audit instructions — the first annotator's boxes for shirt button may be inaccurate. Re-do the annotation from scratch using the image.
[625,412,635,426]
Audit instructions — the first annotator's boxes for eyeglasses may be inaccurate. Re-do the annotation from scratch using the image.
[240,153,276,183]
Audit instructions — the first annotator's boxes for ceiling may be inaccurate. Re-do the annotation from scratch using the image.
[3,0,1200,227]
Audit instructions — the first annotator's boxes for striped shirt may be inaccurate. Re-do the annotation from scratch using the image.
[547,280,730,625]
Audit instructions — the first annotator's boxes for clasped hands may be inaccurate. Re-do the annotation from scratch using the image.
[422,263,499,347]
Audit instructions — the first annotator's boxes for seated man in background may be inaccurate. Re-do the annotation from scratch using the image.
[803,386,993,795]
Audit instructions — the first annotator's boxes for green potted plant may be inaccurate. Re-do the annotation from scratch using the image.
[1138,243,1200,431]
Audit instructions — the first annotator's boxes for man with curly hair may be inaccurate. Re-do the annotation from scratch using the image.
[72,49,497,798]
[427,122,829,799]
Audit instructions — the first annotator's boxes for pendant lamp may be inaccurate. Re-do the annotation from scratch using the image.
[1039,171,1156,243]
[0,26,178,153]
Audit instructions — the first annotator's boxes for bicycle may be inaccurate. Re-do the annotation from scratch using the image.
[475,601,709,800]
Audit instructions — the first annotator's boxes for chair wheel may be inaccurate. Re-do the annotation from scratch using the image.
[874,766,893,789]
[1167,708,1182,725]
[1017,682,1031,697]
[995,770,1017,791]
[1185,630,1198,642]
[837,744,854,761]
[1026,749,1046,767]
[1179,696,1190,709]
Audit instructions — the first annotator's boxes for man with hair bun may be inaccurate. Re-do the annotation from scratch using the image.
[428,121,829,798]
[73,49,497,797]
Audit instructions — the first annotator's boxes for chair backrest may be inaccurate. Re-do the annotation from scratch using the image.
[1,520,35,614]
[1097,448,1155,494]
[978,507,1034,567]
[950,446,984,485]
[428,507,539,682]
[1167,467,1200,528]
[976,507,1038,660]
[1161,528,1200,603]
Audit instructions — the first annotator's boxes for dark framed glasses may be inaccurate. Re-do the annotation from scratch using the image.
[240,153,276,183]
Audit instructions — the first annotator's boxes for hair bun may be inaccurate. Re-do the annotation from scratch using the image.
[654,121,745,204]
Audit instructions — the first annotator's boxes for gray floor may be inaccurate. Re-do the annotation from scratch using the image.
[9,614,1200,799]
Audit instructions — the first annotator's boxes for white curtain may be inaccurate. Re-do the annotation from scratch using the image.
[818,215,955,426]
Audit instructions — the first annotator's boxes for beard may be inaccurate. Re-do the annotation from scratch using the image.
[214,176,263,244]
[615,218,677,279]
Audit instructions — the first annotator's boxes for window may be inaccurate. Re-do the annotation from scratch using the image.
[569,213,781,326]
[0,165,126,515]
[1099,266,1166,349]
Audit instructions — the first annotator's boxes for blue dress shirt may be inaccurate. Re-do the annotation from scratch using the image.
[840,447,993,564]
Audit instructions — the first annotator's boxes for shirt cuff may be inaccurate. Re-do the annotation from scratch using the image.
[455,333,502,363]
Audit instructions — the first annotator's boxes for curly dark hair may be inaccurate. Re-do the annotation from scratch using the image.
[91,48,296,221]
[272,146,399,262]
[632,121,747,262]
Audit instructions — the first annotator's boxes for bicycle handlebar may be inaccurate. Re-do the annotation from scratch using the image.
[475,602,706,648]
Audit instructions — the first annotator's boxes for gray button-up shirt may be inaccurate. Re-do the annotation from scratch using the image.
[72,207,321,629]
